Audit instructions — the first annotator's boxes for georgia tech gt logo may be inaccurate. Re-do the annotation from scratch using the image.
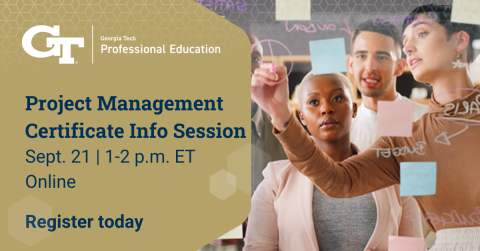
[22,25,84,64]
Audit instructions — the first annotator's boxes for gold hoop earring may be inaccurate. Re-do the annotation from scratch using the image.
[423,82,432,87]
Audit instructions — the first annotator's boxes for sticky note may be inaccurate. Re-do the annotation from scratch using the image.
[218,224,243,239]
[377,101,413,137]
[389,236,425,251]
[400,162,437,196]
[451,0,480,25]
[276,0,311,21]
[309,38,347,75]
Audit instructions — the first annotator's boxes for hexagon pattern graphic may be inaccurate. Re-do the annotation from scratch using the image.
[227,143,251,195]
[0,0,470,81]
[8,195,53,246]
[195,0,460,56]
[210,169,237,200]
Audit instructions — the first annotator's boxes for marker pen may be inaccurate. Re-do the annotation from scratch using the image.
[270,63,278,81]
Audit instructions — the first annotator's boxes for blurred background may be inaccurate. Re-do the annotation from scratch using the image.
[196,0,480,104]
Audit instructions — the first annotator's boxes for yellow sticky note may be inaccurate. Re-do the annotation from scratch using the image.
[276,0,311,20]
[451,0,480,25]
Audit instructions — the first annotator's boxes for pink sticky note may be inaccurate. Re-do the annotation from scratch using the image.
[377,101,413,137]
[388,236,424,251]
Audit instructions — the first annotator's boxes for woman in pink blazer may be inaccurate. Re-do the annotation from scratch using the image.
[244,71,423,251]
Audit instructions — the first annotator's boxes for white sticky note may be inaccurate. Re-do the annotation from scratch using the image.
[451,0,480,25]
[276,0,311,21]
[218,224,243,239]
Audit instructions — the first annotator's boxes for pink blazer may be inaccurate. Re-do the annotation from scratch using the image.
[244,159,423,251]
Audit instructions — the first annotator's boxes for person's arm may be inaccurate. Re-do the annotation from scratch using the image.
[251,62,399,198]
[399,196,424,238]
[243,164,279,251]
[275,116,400,198]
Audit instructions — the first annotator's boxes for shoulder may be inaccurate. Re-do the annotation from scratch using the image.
[262,160,298,179]
[399,96,429,121]
[262,160,300,191]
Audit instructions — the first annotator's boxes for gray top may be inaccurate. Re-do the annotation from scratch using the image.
[313,187,377,251]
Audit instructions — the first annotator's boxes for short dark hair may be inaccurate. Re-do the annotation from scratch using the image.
[402,4,480,62]
[352,20,403,54]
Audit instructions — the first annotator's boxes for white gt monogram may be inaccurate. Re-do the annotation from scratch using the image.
[22,25,84,64]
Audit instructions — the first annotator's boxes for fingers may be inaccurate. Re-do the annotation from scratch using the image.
[272,64,287,75]
[251,63,290,117]
[251,73,276,87]
[259,63,287,78]
[257,63,287,82]
[252,66,288,87]
[254,68,276,82]
[275,65,287,80]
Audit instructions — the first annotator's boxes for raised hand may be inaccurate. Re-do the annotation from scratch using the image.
[251,63,292,131]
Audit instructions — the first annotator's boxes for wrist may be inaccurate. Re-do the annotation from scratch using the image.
[271,106,292,132]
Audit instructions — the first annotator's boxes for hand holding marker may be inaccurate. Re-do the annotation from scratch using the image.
[250,39,294,84]
[270,63,279,82]
[250,39,294,130]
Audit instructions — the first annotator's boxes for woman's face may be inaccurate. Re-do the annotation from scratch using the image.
[298,75,356,143]
[402,14,458,83]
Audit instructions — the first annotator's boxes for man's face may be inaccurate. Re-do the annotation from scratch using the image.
[349,31,404,98]
[248,34,263,75]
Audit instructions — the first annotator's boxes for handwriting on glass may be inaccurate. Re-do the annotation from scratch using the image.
[434,125,469,146]
[405,207,480,227]
[371,141,426,158]
[452,59,480,68]
[196,0,247,12]
[443,94,480,116]
[285,18,352,35]
[372,11,438,27]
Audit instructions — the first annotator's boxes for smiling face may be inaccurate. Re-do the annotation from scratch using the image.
[298,74,357,142]
[402,14,458,83]
[349,31,404,98]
